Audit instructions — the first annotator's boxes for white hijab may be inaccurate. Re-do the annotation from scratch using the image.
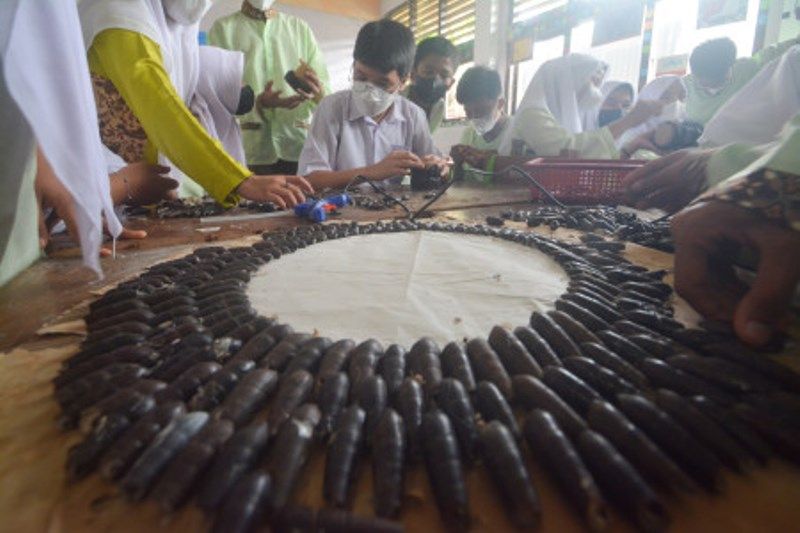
[193,46,247,165]
[1,0,120,276]
[700,45,800,148]
[584,80,635,131]
[516,54,609,135]
[618,75,687,146]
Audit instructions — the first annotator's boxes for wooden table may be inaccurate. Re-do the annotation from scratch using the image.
[1,184,799,533]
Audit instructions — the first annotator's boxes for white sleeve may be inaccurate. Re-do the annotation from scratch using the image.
[297,95,341,175]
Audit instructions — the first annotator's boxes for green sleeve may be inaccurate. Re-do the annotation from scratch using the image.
[512,107,620,159]
[706,113,800,187]
[88,30,250,207]
[752,35,800,68]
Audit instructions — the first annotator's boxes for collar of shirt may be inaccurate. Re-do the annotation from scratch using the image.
[240,1,277,21]
[345,91,407,125]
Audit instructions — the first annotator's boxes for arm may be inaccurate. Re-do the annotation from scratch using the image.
[751,35,800,69]
[512,108,620,159]
[88,30,250,206]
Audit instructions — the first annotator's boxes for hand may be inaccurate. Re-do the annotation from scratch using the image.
[35,150,80,251]
[295,61,324,100]
[450,144,493,169]
[624,99,665,126]
[110,163,178,206]
[363,151,425,180]
[621,131,662,159]
[672,200,800,347]
[236,174,314,209]
[257,81,307,110]
[622,149,713,213]
[422,154,452,178]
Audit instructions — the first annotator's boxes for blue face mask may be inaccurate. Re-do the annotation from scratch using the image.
[598,108,623,127]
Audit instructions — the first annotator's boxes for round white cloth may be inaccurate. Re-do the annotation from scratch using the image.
[247,231,569,347]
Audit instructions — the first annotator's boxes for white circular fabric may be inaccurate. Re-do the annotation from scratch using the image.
[247,231,569,347]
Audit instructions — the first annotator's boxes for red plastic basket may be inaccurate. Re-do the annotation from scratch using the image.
[520,158,647,205]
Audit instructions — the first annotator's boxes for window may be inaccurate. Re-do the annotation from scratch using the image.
[386,1,477,46]
[444,61,475,121]
[648,0,761,80]
[511,35,565,109]
[571,20,643,88]
[513,0,568,25]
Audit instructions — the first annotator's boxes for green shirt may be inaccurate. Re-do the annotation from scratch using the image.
[685,37,800,125]
[209,11,330,166]
[707,112,800,189]
[507,107,620,159]
[0,150,39,287]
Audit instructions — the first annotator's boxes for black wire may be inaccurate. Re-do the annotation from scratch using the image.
[409,173,462,220]
[343,175,413,217]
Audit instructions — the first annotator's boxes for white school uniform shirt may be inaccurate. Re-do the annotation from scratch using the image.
[298,90,439,176]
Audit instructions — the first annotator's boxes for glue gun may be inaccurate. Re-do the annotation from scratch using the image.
[294,193,352,223]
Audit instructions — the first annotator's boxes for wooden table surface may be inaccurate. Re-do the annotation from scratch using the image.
[1,184,799,533]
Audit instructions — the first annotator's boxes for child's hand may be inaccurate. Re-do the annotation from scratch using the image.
[296,61,324,100]
[365,151,425,180]
[258,81,307,110]
[111,163,178,206]
[422,154,452,178]
[451,145,492,168]
[236,175,314,209]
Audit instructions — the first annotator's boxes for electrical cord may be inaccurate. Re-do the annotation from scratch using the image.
[342,175,413,217]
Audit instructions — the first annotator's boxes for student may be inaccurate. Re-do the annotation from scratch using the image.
[596,81,635,128]
[79,0,312,210]
[685,36,800,125]
[700,45,800,148]
[403,36,460,133]
[209,0,330,175]
[297,20,448,189]
[504,54,663,159]
[450,66,510,178]
[1,0,121,285]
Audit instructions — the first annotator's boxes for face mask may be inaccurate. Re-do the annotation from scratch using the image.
[248,0,275,9]
[352,80,396,117]
[471,114,499,136]
[413,77,447,103]
[578,84,604,109]
[163,0,211,25]
[598,108,623,127]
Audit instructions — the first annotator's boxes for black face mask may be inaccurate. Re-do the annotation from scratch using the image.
[598,108,623,127]
[412,77,447,104]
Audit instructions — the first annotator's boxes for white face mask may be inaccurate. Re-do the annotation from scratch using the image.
[163,0,212,25]
[248,0,275,9]
[578,84,604,109]
[471,114,498,136]
[352,80,396,118]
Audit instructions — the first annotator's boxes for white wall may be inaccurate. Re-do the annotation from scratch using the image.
[202,1,363,92]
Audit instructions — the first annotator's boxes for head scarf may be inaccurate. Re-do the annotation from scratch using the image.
[192,46,247,165]
[1,0,120,276]
[516,54,609,134]
[700,45,800,148]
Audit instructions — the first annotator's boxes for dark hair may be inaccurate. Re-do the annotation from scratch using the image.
[456,66,502,104]
[690,38,737,82]
[414,36,460,69]
[354,20,416,79]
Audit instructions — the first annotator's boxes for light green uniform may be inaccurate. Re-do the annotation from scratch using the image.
[0,71,40,287]
[459,119,511,183]
[209,11,330,166]
[685,37,800,125]
[505,107,620,159]
[707,112,800,189]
